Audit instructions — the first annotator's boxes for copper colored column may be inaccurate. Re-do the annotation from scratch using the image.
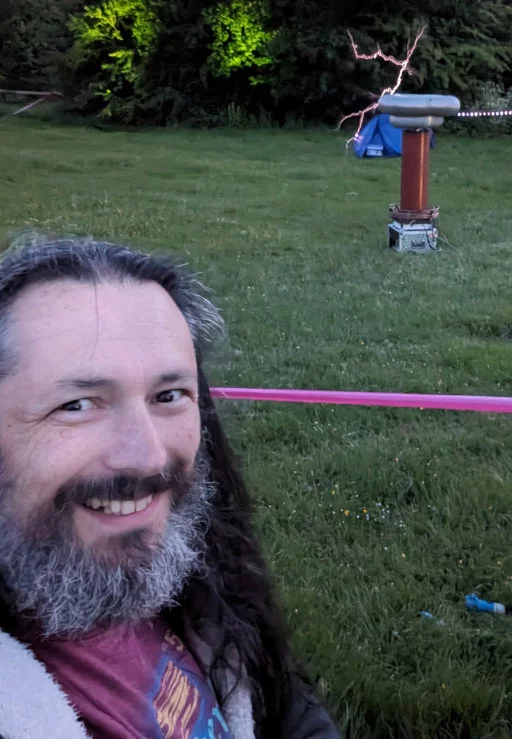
[400,130,430,211]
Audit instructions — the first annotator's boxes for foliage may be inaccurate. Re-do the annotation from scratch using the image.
[0,0,81,90]
[204,0,275,84]
[67,0,160,120]
[265,22,356,125]
[372,0,512,98]
[265,0,512,125]
[1,0,512,124]
[133,0,222,126]
[446,82,512,137]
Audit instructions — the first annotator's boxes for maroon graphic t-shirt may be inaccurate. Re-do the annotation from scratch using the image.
[28,618,232,739]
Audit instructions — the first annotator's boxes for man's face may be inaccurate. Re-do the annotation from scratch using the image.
[0,278,201,553]
[0,278,211,636]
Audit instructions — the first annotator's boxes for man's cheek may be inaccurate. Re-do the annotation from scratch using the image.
[8,471,51,519]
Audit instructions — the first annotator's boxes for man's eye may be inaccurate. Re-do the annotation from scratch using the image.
[156,389,185,404]
[59,398,95,412]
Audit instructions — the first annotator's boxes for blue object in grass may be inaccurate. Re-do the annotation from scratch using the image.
[465,593,506,615]
[419,610,445,625]
[419,611,435,620]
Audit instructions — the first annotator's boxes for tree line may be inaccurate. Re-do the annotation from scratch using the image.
[1,0,511,126]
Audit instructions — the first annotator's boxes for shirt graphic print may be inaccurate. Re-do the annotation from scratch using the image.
[28,618,232,739]
[150,631,231,738]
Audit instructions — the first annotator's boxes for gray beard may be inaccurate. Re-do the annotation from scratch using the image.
[0,452,214,638]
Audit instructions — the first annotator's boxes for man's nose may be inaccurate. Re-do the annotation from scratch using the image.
[103,404,168,477]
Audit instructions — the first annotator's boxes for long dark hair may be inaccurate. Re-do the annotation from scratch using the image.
[174,365,297,736]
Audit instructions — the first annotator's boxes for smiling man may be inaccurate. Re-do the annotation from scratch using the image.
[0,235,339,739]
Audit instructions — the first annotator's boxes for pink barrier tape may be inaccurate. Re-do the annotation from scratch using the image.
[210,387,512,414]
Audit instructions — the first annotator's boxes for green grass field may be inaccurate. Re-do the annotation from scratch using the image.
[1,116,512,737]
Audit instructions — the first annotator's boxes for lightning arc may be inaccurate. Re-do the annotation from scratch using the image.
[338,26,427,144]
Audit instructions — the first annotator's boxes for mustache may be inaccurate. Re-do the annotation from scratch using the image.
[53,461,192,511]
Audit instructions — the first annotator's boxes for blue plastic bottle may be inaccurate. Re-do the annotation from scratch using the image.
[465,593,506,615]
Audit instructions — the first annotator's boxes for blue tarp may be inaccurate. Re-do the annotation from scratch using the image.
[353,114,436,158]
[354,114,402,158]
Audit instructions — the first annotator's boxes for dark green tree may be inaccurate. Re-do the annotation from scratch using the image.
[67,0,160,121]
[60,0,512,125]
[0,0,81,90]
[135,0,218,125]
[363,0,512,103]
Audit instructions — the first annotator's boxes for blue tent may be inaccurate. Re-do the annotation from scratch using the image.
[354,114,402,158]
[353,114,436,159]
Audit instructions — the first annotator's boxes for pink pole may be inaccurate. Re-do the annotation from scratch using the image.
[210,387,512,414]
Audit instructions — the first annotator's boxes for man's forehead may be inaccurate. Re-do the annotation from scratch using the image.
[11,278,184,322]
[8,279,197,378]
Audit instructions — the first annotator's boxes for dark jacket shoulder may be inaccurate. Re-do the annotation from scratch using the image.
[284,677,342,738]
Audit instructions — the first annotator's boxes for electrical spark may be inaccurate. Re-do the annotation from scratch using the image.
[338,26,427,145]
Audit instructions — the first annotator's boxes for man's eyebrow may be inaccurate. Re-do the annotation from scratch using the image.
[55,372,197,390]
[156,372,197,385]
[56,376,115,390]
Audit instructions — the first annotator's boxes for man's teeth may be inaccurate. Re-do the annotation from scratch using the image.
[83,495,153,515]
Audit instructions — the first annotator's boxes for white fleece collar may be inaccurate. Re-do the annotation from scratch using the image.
[0,629,90,739]
[0,628,255,739]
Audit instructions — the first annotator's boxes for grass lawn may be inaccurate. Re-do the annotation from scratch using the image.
[1,116,512,737]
